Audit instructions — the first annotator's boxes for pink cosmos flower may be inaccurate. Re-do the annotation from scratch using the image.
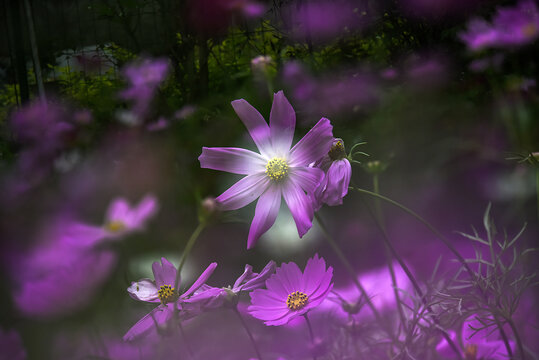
[311,138,352,211]
[436,315,515,359]
[248,254,333,326]
[199,91,334,249]
[124,258,217,341]
[101,194,159,239]
[184,261,276,311]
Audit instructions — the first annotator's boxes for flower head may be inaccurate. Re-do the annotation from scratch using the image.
[199,91,334,248]
[310,138,352,211]
[248,254,333,326]
[124,258,217,341]
[102,194,158,238]
[184,261,276,311]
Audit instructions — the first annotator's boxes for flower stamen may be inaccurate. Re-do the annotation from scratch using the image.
[286,291,308,310]
[106,220,126,233]
[328,139,346,161]
[158,284,177,304]
[266,157,289,181]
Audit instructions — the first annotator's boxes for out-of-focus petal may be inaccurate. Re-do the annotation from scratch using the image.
[106,198,130,222]
[231,99,272,156]
[123,305,174,342]
[199,147,266,175]
[131,195,159,227]
[289,117,333,167]
[290,167,324,194]
[269,91,296,153]
[247,186,281,249]
[216,173,270,211]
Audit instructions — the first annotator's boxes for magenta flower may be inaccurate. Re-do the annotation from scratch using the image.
[199,91,334,249]
[184,261,276,311]
[311,138,352,211]
[436,315,515,359]
[102,194,159,239]
[460,0,539,51]
[124,258,217,341]
[248,254,333,326]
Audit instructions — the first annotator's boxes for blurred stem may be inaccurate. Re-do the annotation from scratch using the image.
[360,188,463,359]
[233,307,263,360]
[507,317,525,360]
[314,213,397,343]
[174,221,206,293]
[303,314,317,360]
[348,187,474,277]
[350,186,514,359]
[372,174,407,334]
[536,168,539,222]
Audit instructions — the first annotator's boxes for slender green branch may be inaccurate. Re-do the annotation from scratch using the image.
[174,221,206,293]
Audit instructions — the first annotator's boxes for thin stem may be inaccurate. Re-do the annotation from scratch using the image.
[350,186,514,359]
[349,187,475,280]
[314,213,397,343]
[303,314,317,360]
[174,221,206,292]
[233,307,263,360]
[507,317,526,360]
[372,174,407,334]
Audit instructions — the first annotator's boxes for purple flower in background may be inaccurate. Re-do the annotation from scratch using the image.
[436,315,515,359]
[184,261,276,311]
[0,328,26,360]
[311,138,352,211]
[119,58,169,121]
[124,258,217,341]
[248,254,333,326]
[199,91,334,249]
[11,218,116,319]
[460,0,539,51]
[102,194,159,239]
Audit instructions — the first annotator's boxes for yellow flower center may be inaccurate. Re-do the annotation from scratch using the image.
[464,344,478,360]
[286,291,309,310]
[105,220,126,233]
[265,157,289,181]
[158,284,177,304]
[522,23,537,37]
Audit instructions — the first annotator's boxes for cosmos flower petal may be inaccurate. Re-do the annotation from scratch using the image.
[276,262,303,294]
[127,278,160,302]
[250,289,286,308]
[248,307,290,321]
[309,269,333,299]
[282,181,314,238]
[247,186,281,249]
[130,195,159,227]
[216,173,270,211]
[269,91,296,153]
[323,159,351,206]
[152,258,177,288]
[181,262,218,298]
[106,198,130,222]
[289,117,333,167]
[123,305,173,342]
[233,264,255,289]
[240,261,277,291]
[302,254,327,294]
[199,147,267,175]
[263,311,298,326]
[265,274,291,298]
[290,167,324,194]
[231,99,272,156]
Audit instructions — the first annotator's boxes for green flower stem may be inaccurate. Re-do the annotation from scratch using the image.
[174,221,206,294]
[314,213,397,343]
[233,307,264,360]
[303,314,317,360]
